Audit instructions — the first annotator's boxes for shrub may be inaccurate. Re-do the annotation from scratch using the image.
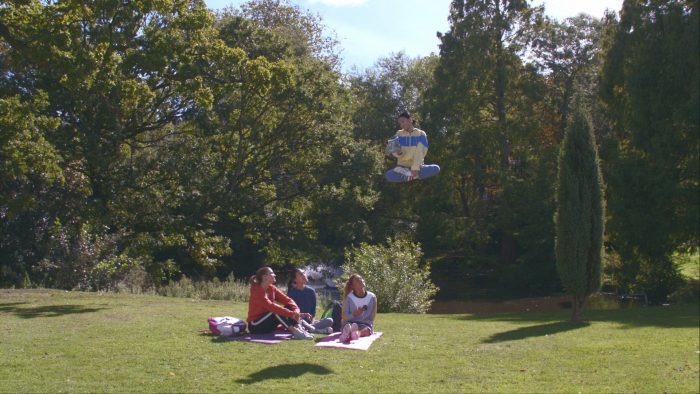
[338,238,438,313]
[114,264,153,294]
[156,274,249,302]
[668,279,700,304]
[316,290,334,313]
[36,221,125,291]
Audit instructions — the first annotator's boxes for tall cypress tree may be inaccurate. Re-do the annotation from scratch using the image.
[555,101,605,322]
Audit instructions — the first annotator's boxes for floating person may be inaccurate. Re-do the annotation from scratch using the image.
[384,111,440,182]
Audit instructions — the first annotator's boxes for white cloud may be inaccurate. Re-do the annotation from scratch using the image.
[306,0,369,6]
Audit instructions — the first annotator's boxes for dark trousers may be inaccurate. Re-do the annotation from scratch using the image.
[248,312,296,334]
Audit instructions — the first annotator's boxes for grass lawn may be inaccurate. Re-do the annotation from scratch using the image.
[1,289,698,393]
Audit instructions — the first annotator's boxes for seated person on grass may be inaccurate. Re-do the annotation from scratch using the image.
[338,273,377,342]
[286,268,334,334]
[246,266,313,340]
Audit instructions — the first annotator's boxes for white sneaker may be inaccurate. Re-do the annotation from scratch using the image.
[319,327,334,335]
[393,166,412,177]
[338,323,352,342]
[349,323,360,341]
[393,166,417,181]
[292,327,314,340]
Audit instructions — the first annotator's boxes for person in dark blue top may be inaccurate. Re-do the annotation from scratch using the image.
[287,268,334,334]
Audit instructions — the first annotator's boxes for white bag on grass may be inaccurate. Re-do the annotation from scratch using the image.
[207,316,246,336]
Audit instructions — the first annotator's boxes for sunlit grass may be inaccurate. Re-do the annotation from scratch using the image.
[1,289,698,393]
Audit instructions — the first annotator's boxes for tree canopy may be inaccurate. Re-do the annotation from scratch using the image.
[1,0,696,303]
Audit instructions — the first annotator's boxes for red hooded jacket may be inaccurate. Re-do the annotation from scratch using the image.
[247,283,299,323]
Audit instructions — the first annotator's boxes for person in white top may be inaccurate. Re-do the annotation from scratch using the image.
[338,273,377,342]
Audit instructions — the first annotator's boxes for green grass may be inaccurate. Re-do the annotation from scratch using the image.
[1,289,698,393]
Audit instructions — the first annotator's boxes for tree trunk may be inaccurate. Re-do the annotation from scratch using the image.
[570,294,588,322]
[457,176,470,217]
[499,233,516,265]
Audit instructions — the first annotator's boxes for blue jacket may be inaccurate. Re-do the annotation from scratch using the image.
[287,285,317,318]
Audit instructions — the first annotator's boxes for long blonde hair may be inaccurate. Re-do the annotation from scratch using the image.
[343,273,364,297]
[249,266,272,285]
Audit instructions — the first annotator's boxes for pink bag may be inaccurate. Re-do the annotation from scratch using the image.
[208,316,247,336]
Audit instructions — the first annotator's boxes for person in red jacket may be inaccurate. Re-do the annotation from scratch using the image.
[247,266,313,340]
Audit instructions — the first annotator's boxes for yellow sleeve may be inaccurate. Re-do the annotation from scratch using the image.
[411,131,429,171]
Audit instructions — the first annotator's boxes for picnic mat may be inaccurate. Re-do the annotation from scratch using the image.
[225,330,292,344]
[314,332,383,351]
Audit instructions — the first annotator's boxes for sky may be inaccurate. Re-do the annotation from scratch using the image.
[204,0,624,72]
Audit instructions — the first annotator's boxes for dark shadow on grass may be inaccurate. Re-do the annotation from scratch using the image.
[441,303,699,328]
[236,363,332,384]
[483,321,589,343]
[200,332,230,343]
[0,301,27,312]
[0,302,107,318]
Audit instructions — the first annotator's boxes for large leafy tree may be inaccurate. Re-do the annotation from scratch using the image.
[422,0,553,292]
[1,0,219,287]
[434,0,543,166]
[599,0,698,300]
[207,0,382,272]
[0,93,63,286]
[346,53,440,246]
[233,0,341,70]
[486,14,610,295]
[531,14,607,138]
[0,0,379,288]
[349,53,438,142]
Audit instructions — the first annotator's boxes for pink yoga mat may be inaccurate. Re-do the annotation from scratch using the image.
[225,330,292,344]
[314,332,383,351]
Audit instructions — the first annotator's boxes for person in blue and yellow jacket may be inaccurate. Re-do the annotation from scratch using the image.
[384,111,440,182]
